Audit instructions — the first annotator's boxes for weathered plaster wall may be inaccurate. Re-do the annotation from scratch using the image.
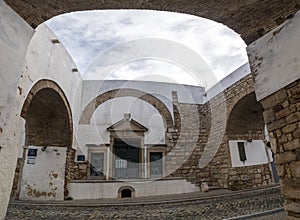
[18,23,83,150]
[69,178,198,199]
[77,81,205,156]
[77,97,166,156]
[19,146,67,201]
[249,9,300,220]
[81,80,205,115]
[0,2,34,218]
[248,10,300,101]
[2,16,83,210]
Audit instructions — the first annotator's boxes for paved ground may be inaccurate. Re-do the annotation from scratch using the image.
[6,185,285,220]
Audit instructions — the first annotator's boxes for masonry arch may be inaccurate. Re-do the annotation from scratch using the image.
[224,92,271,190]
[226,92,264,136]
[118,186,135,198]
[17,79,73,201]
[5,1,299,44]
[80,89,174,129]
[21,79,73,147]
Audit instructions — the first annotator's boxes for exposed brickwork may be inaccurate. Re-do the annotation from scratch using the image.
[65,148,88,192]
[25,88,71,147]
[260,79,300,219]
[21,80,73,147]
[4,0,300,44]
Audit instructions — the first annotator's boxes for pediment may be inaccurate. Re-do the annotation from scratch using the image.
[107,116,148,132]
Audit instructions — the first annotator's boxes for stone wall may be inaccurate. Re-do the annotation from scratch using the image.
[4,0,300,44]
[164,74,273,190]
[260,79,300,219]
[0,2,34,218]
[64,148,88,197]
[10,158,22,198]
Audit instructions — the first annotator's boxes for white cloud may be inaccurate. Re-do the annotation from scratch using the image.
[45,10,248,87]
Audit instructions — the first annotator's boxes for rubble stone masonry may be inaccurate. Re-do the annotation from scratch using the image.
[260,79,300,219]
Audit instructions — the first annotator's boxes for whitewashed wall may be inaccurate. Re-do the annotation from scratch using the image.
[229,140,273,167]
[81,80,205,117]
[0,12,83,212]
[77,80,206,157]
[18,23,83,150]
[0,2,34,218]
[77,97,165,156]
[69,179,199,199]
[248,11,300,101]
[19,146,67,201]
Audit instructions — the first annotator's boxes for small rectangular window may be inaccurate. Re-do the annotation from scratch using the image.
[237,142,247,162]
[150,152,163,176]
[90,153,104,177]
[77,155,85,161]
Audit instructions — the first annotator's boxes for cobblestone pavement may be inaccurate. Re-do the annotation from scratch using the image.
[6,185,284,220]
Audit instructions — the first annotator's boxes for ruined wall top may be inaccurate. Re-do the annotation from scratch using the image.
[4,0,300,44]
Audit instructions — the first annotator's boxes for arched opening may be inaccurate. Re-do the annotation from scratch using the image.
[225,92,275,190]
[118,186,135,199]
[227,92,264,136]
[24,88,71,147]
[1,1,300,218]
[121,189,132,198]
[13,80,73,201]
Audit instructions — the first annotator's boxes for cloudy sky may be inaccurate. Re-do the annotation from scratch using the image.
[46,10,249,88]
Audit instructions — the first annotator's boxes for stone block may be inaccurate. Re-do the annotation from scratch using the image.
[287,112,300,124]
[284,200,300,216]
[282,100,290,108]
[275,151,297,164]
[290,161,300,178]
[289,82,300,95]
[229,176,240,181]
[254,179,262,184]
[254,174,261,178]
[241,175,249,181]
[229,170,237,175]
[263,108,275,124]
[293,129,300,138]
[284,139,300,151]
[201,182,209,192]
[282,185,300,200]
[261,89,287,109]
[282,123,298,134]
[275,108,292,119]
[267,118,287,132]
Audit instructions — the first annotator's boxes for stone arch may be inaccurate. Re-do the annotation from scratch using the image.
[118,186,135,198]
[226,92,264,136]
[223,91,270,190]
[5,1,300,44]
[15,79,73,200]
[80,89,174,129]
[21,79,73,147]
